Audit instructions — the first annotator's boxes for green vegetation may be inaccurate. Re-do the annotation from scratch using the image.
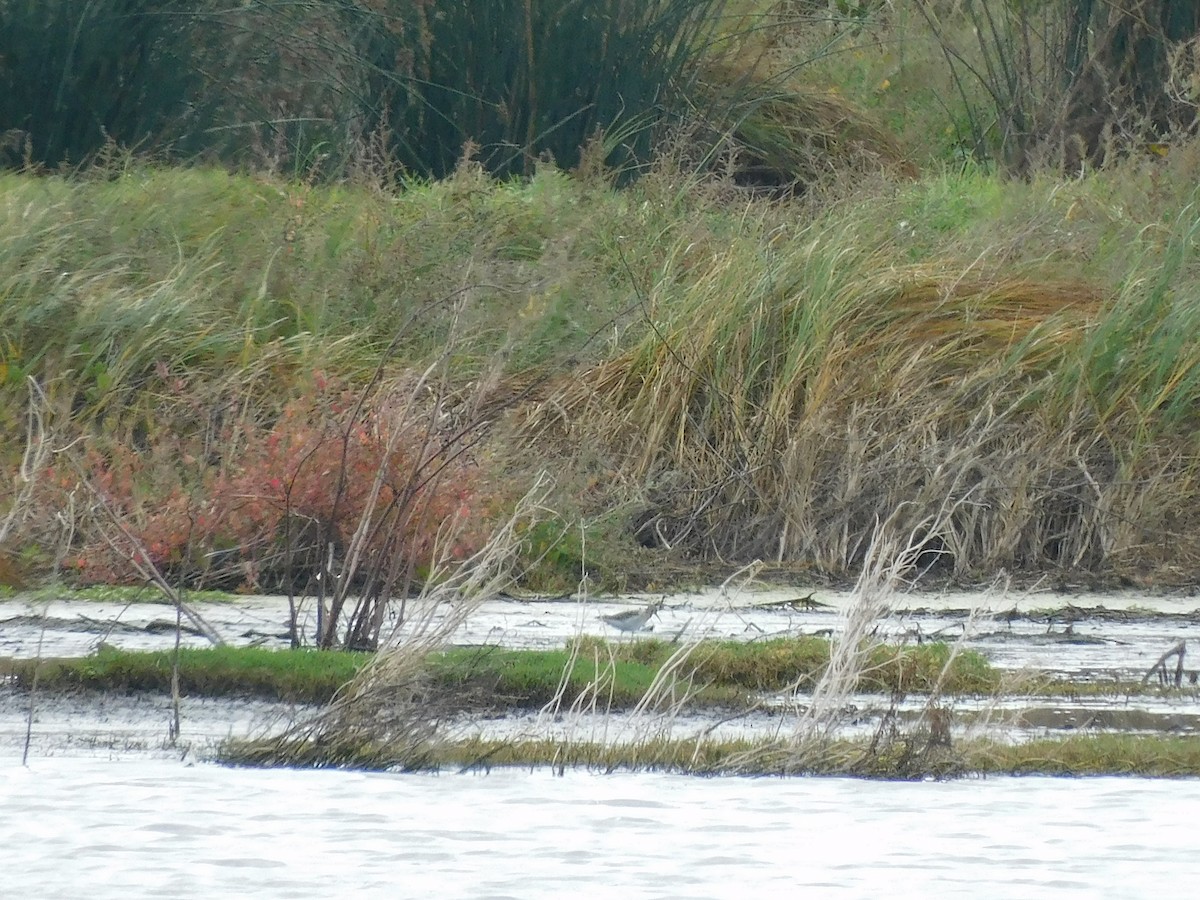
[6,152,1200,592]
[6,1,1200,778]
[969,735,1200,777]
[3,645,365,703]
[430,636,996,707]
[1,0,736,178]
[0,637,998,706]
[5,3,1200,595]
[7,639,1196,778]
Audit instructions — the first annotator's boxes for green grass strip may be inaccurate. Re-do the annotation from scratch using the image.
[1,637,1000,708]
[2,646,365,703]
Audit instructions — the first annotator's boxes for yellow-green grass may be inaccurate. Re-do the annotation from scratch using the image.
[2,646,365,704]
[569,636,998,694]
[968,735,1200,777]
[0,164,644,412]
[6,136,1200,590]
[428,637,995,709]
[524,160,1200,580]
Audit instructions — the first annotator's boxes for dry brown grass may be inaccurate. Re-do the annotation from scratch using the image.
[520,206,1200,581]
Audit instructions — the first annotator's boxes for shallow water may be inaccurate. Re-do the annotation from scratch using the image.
[2,759,1198,898]
[4,588,1199,680]
[4,589,1200,894]
[4,587,1199,759]
[0,686,307,760]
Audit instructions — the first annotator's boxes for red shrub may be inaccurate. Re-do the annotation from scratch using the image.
[48,374,495,589]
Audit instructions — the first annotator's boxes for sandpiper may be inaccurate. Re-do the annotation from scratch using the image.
[600,599,663,634]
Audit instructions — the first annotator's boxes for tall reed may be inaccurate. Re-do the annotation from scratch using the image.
[0,0,206,167]
[348,0,728,179]
[527,195,1200,579]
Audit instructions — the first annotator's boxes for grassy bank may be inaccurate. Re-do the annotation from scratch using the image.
[12,640,1188,706]
[466,734,1200,778]
[5,154,1200,593]
[3,646,365,703]
[4,6,1200,598]
[0,638,998,706]
[11,643,1197,778]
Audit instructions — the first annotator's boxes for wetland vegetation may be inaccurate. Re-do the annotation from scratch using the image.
[0,636,999,706]
[4,0,1200,777]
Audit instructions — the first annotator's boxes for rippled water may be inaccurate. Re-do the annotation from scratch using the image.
[2,759,1198,898]
[4,590,1200,894]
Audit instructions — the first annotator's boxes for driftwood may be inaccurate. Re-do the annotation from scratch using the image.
[753,593,831,612]
[1141,640,1187,687]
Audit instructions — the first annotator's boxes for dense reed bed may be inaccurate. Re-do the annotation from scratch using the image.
[6,3,1200,591]
[4,148,1200,589]
[523,165,1200,582]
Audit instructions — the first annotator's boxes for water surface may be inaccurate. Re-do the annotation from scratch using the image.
[2,760,1196,898]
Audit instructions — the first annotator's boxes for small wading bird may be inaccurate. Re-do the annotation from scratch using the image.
[600,599,664,634]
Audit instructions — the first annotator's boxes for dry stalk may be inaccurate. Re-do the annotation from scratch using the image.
[0,378,49,547]
[20,606,48,767]
[18,380,224,644]
[791,507,932,747]
[718,496,985,775]
[238,476,551,768]
[318,359,445,648]
[1142,639,1187,688]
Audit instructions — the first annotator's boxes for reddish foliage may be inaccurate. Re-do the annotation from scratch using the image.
[44,375,494,589]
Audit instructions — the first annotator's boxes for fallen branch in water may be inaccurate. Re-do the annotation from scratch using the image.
[1141,640,1187,688]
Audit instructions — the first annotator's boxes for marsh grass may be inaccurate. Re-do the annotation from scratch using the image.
[442,518,1003,778]
[6,150,1200,590]
[0,0,208,168]
[6,154,1200,589]
[0,633,998,711]
[2,645,364,703]
[0,164,634,399]
[12,635,1182,706]
[353,0,732,179]
[561,635,995,695]
[525,172,1200,580]
[434,732,1200,778]
[968,734,1200,777]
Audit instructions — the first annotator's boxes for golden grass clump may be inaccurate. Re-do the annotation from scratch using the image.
[716,81,918,192]
[524,202,1200,581]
